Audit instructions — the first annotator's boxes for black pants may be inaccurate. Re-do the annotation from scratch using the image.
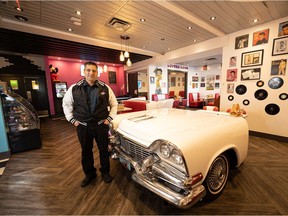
[76,123,110,177]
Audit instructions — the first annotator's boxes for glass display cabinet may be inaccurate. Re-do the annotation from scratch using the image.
[0,92,42,153]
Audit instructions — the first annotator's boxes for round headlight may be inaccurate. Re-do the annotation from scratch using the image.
[160,144,170,158]
[171,149,183,165]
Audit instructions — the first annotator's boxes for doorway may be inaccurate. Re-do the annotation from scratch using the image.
[168,70,187,98]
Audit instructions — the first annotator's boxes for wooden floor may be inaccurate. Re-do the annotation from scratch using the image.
[0,117,288,215]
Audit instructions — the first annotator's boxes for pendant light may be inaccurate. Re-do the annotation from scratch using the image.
[126,58,132,67]
[119,37,125,61]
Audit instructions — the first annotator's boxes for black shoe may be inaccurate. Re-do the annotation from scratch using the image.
[81,174,97,187]
[102,173,113,183]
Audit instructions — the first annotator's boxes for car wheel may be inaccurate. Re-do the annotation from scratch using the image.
[203,153,229,200]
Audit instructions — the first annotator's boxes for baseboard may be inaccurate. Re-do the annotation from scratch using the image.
[249,130,288,143]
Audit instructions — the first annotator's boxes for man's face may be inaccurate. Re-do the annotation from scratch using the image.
[84,64,98,84]
[283,26,288,35]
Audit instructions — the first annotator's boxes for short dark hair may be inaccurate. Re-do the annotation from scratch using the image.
[282,23,288,29]
[84,61,98,69]
[259,32,265,36]
[230,71,235,74]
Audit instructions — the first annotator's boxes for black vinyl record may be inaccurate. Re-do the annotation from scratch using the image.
[268,77,284,89]
[254,89,268,100]
[243,99,250,106]
[256,80,264,87]
[236,84,247,95]
[279,93,288,100]
[228,95,234,101]
[265,103,280,115]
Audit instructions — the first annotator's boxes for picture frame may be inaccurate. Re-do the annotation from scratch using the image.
[108,71,117,84]
[271,59,287,75]
[137,80,142,89]
[229,56,237,67]
[150,76,155,84]
[272,36,288,56]
[278,21,288,37]
[241,68,261,81]
[235,34,249,49]
[252,29,269,46]
[241,49,264,67]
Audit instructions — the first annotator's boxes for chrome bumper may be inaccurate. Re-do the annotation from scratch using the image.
[115,146,206,208]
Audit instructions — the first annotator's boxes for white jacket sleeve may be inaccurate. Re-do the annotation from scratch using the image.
[106,85,118,122]
[62,84,76,124]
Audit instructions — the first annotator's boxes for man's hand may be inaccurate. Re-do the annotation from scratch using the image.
[74,121,80,127]
[103,119,110,125]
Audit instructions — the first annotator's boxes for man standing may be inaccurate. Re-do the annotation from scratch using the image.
[63,61,118,187]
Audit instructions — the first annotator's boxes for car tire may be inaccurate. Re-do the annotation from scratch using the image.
[203,153,229,201]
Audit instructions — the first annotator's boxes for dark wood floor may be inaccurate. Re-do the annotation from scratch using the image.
[0,117,288,215]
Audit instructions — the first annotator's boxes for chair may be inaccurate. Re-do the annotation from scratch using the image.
[203,106,219,111]
[152,94,158,101]
[189,93,204,108]
[169,91,175,98]
[179,90,185,98]
[207,93,220,106]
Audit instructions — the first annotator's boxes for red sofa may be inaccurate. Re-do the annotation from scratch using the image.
[122,100,147,113]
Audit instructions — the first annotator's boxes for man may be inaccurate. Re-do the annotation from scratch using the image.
[280,23,288,36]
[255,32,268,45]
[63,61,118,187]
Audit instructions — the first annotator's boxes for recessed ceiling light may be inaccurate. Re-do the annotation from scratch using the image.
[167,48,171,51]
[142,46,146,49]
[67,28,73,32]
[75,10,82,16]
[193,39,197,42]
[161,38,165,41]
[15,7,23,12]
[253,19,259,23]
[73,21,81,26]
[140,18,146,22]
[15,15,28,21]
[210,16,216,20]
[187,26,192,30]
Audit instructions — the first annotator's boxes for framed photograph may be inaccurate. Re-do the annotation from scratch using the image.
[226,69,237,82]
[200,83,205,88]
[227,83,234,93]
[150,76,155,84]
[278,21,288,37]
[138,80,142,89]
[235,34,249,49]
[241,49,264,67]
[215,83,220,89]
[272,36,288,56]
[252,29,269,46]
[271,59,287,75]
[229,56,237,67]
[10,80,19,90]
[192,76,199,82]
[201,76,205,82]
[170,77,176,87]
[108,71,116,83]
[241,68,261,81]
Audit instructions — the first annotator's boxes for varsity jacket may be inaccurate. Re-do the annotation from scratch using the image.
[62,79,118,126]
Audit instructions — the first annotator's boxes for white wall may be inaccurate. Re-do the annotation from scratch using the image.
[221,16,288,137]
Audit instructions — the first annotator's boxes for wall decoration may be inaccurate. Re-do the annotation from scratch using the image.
[192,76,199,82]
[192,83,198,89]
[215,83,220,89]
[241,68,261,80]
[265,103,280,115]
[241,49,264,67]
[10,80,19,90]
[256,80,264,87]
[268,77,283,89]
[170,77,176,87]
[202,65,208,71]
[278,21,288,37]
[279,93,288,100]
[206,75,215,90]
[150,76,155,84]
[243,99,250,106]
[200,83,205,88]
[154,67,163,94]
[108,71,117,84]
[226,69,237,82]
[227,83,234,93]
[271,59,286,75]
[137,80,142,89]
[254,89,268,100]
[235,84,247,95]
[216,75,220,80]
[229,56,237,67]
[235,34,249,49]
[272,36,288,56]
[201,76,205,82]
[252,29,269,46]
[228,95,234,101]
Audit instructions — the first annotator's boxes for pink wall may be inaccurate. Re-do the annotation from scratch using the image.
[46,58,126,115]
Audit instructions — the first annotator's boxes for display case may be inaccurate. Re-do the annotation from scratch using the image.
[0,92,42,153]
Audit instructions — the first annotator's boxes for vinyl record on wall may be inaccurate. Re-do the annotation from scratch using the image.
[265,103,280,115]
[268,77,284,89]
[228,95,234,101]
[279,93,288,100]
[243,99,250,106]
[236,84,247,95]
[254,89,268,100]
[256,80,264,87]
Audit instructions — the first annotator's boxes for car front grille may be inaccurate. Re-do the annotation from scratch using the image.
[119,134,151,161]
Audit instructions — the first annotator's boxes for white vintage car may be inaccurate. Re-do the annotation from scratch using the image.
[110,108,248,208]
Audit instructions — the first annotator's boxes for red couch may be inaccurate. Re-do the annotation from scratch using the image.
[122,100,147,113]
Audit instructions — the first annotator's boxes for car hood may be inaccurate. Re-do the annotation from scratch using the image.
[115,108,242,148]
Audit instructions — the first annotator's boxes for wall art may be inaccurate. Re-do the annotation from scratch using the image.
[278,21,288,37]
[252,29,269,46]
[272,36,288,56]
[271,59,286,75]
[241,49,264,67]
[235,34,249,49]
[241,68,261,80]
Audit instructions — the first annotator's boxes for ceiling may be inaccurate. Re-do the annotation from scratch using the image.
[0,1,288,67]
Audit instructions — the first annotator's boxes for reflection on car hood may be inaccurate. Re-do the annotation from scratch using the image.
[116,108,241,148]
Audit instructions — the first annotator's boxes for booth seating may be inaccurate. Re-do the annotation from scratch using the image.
[189,93,204,108]
[203,106,219,111]
[151,94,169,101]
[207,93,220,107]
[173,99,187,109]
[179,90,185,98]
[169,91,175,98]
[122,100,147,113]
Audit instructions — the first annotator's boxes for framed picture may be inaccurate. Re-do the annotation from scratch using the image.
[235,34,249,49]
[170,77,176,87]
[241,68,261,81]
[227,83,234,93]
[229,56,237,67]
[192,76,198,82]
[241,49,264,67]
[200,83,205,88]
[252,29,269,46]
[137,80,142,89]
[10,80,19,90]
[271,59,287,75]
[278,21,288,37]
[215,83,220,89]
[150,76,155,84]
[272,36,288,56]
[226,69,237,82]
[108,71,116,83]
